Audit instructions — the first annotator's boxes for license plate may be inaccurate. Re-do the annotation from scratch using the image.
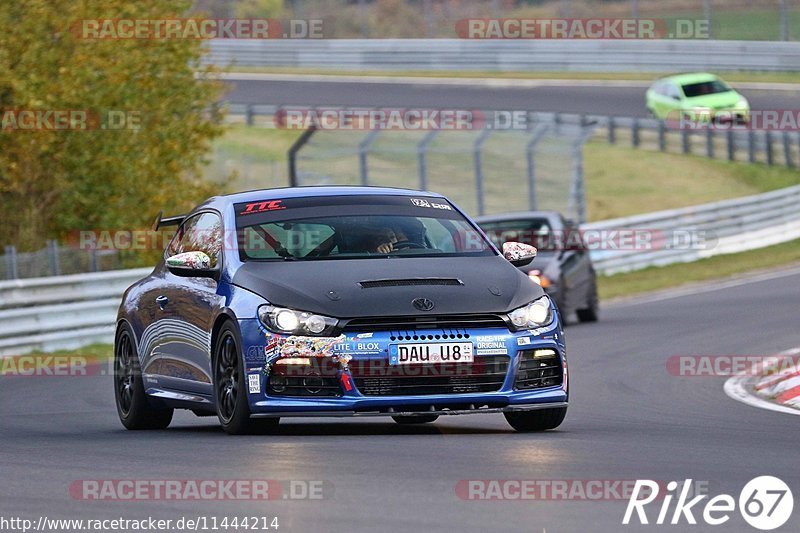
[389,342,474,365]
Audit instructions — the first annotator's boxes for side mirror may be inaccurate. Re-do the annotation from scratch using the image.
[502,242,537,268]
[166,251,218,279]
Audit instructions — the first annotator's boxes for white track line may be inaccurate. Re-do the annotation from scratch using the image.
[724,348,800,416]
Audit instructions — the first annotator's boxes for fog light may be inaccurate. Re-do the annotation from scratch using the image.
[533,349,557,358]
[274,357,312,366]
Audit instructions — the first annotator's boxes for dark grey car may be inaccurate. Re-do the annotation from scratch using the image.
[476,211,598,324]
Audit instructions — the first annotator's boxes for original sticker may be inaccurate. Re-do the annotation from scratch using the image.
[474,336,508,356]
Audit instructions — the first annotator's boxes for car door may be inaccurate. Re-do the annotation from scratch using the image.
[145,211,225,397]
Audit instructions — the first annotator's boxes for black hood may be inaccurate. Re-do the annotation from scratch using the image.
[231,255,543,318]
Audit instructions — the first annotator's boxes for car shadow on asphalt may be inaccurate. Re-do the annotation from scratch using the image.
[163,421,513,436]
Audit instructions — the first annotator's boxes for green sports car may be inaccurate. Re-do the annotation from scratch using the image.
[645,73,750,123]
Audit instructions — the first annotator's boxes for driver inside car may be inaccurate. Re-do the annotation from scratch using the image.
[371,218,428,253]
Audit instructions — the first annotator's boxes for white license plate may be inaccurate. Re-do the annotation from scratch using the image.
[389,342,474,365]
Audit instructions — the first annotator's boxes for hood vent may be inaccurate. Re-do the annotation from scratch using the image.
[359,278,464,289]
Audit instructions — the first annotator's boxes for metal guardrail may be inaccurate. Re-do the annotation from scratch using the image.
[585,184,800,274]
[0,268,150,355]
[2,184,800,354]
[206,39,800,72]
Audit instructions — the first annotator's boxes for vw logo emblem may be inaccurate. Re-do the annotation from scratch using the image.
[412,298,435,311]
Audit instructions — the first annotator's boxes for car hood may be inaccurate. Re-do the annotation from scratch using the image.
[231,255,543,318]
[684,91,743,108]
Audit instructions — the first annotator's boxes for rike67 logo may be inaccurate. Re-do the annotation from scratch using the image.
[623,476,793,530]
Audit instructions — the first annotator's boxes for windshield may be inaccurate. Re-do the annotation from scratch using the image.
[478,218,557,254]
[681,80,731,98]
[234,195,494,261]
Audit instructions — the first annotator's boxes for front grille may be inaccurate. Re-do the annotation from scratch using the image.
[349,356,509,396]
[268,361,341,397]
[359,278,463,288]
[342,314,508,332]
[515,350,562,390]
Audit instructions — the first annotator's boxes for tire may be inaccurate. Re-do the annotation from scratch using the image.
[576,278,599,323]
[114,323,174,430]
[504,407,567,432]
[392,415,439,425]
[213,321,279,435]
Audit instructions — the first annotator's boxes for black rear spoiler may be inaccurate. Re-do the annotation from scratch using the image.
[152,210,186,231]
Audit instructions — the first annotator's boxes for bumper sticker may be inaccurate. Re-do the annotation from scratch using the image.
[248,373,261,394]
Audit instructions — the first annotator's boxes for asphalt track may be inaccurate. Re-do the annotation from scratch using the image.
[224,75,800,117]
[2,268,799,533]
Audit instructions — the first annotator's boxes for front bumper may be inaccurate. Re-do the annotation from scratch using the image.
[239,316,568,417]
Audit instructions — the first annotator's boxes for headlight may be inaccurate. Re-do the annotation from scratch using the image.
[527,270,551,288]
[258,305,339,336]
[736,97,749,108]
[507,295,553,330]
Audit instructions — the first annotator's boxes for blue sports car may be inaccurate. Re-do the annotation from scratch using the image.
[114,187,568,434]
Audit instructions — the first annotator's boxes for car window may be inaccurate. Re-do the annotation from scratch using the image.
[478,218,552,250]
[667,83,682,100]
[681,80,731,98]
[166,212,223,268]
[241,222,336,259]
[234,195,493,261]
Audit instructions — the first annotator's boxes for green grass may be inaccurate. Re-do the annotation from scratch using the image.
[584,142,800,221]
[210,125,800,222]
[228,67,800,85]
[664,9,800,41]
[24,343,114,360]
[598,238,800,300]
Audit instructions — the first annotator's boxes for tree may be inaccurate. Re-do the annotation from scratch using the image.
[0,0,224,252]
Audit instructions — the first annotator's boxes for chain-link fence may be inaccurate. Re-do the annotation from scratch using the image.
[292,114,595,221]
[1,242,122,280]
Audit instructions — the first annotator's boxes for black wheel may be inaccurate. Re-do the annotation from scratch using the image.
[576,278,599,323]
[213,322,279,435]
[504,407,567,432]
[392,415,439,425]
[114,323,173,430]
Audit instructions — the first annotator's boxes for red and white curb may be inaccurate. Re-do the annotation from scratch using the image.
[724,347,800,415]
